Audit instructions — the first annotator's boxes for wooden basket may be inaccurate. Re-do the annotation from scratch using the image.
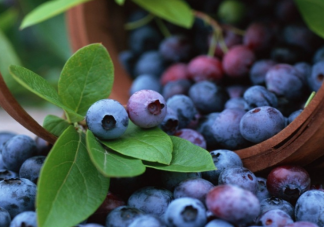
[66,0,324,181]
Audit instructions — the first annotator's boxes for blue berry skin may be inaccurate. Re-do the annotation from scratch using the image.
[166,95,198,129]
[0,178,36,218]
[162,79,192,101]
[294,62,312,84]
[0,132,16,148]
[295,190,324,225]
[2,135,37,172]
[258,209,293,227]
[164,197,207,227]
[243,85,278,110]
[212,108,251,150]
[134,51,168,78]
[127,186,173,216]
[255,177,270,202]
[174,128,207,149]
[128,214,166,227]
[159,35,193,63]
[19,156,46,184]
[313,46,324,64]
[9,211,37,227]
[196,113,220,150]
[206,184,260,225]
[285,221,320,227]
[265,64,306,101]
[201,149,243,185]
[129,26,162,55]
[218,166,259,194]
[173,177,214,204]
[309,60,324,92]
[127,90,167,128]
[250,60,276,85]
[0,207,11,227]
[205,219,234,227]
[0,169,18,181]
[188,81,229,114]
[118,50,138,78]
[159,108,179,135]
[240,106,286,144]
[86,99,129,140]
[77,224,104,227]
[159,171,202,191]
[287,109,303,124]
[130,74,162,96]
[224,97,247,110]
[260,197,294,219]
[105,206,144,227]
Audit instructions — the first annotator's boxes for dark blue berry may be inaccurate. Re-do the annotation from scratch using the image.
[0,207,10,227]
[19,156,46,184]
[159,35,193,63]
[309,60,324,92]
[105,206,144,227]
[134,51,168,78]
[196,113,220,150]
[130,74,162,95]
[259,197,294,219]
[162,79,192,101]
[9,211,37,227]
[243,85,278,110]
[249,60,276,85]
[128,214,166,227]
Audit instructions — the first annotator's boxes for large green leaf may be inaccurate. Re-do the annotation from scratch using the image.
[86,130,146,177]
[144,136,216,172]
[132,0,194,28]
[43,115,71,137]
[37,126,110,227]
[115,0,126,5]
[58,43,114,119]
[9,65,84,122]
[294,0,324,38]
[101,121,173,165]
[20,0,91,29]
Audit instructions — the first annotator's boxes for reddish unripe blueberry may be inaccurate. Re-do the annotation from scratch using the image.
[127,90,167,128]
[206,184,260,225]
[160,63,191,86]
[266,165,311,203]
[175,128,207,149]
[188,55,223,82]
[243,22,274,53]
[222,45,256,78]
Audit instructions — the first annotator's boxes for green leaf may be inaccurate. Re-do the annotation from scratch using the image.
[86,130,146,177]
[294,0,324,38]
[115,0,126,5]
[0,8,19,32]
[132,0,194,28]
[43,115,71,137]
[144,136,216,172]
[101,121,172,165]
[9,65,84,122]
[58,43,114,120]
[37,126,110,227]
[20,0,91,29]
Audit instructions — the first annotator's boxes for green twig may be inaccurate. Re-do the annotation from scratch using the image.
[154,17,171,38]
[124,13,155,30]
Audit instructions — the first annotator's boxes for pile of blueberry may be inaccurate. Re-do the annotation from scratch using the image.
[119,0,324,151]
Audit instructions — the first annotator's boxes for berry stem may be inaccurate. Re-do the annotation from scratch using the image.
[124,13,155,30]
[154,17,171,38]
[0,72,57,144]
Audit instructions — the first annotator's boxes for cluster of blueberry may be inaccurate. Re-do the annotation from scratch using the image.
[90,149,323,227]
[119,0,324,151]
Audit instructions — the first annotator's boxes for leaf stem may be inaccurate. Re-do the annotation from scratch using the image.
[124,13,155,30]
[154,17,171,38]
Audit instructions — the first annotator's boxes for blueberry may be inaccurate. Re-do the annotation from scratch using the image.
[0,178,37,218]
[285,221,320,227]
[162,79,192,101]
[19,156,46,184]
[287,109,303,124]
[173,177,214,204]
[159,35,193,63]
[86,99,129,140]
[118,50,138,78]
[128,214,166,227]
[134,51,168,78]
[240,106,286,144]
[0,169,18,181]
[204,219,235,227]
[295,190,324,225]
[259,197,294,219]
[255,177,270,202]
[218,166,259,194]
[2,135,37,172]
[166,95,198,129]
[258,209,293,227]
[309,60,324,92]
[129,74,162,95]
[0,132,16,148]
[164,197,207,227]
[174,129,207,149]
[243,85,278,110]
[201,149,243,185]
[196,113,220,150]
[206,184,260,225]
[159,108,179,135]
[270,44,306,64]
[34,136,52,156]
[9,211,37,227]
[294,62,312,85]
[249,60,276,85]
[188,81,229,114]
[127,186,173,216]
[160,63,190,86]
[226,84,248,98]
[105,206,144,227]
[0,207,10,227]
[224,97,247,110]
[243,22,274,53]
[159,171,202,191]
[127,90,167,128]
[313,46,324,64]
[77,224,104,227]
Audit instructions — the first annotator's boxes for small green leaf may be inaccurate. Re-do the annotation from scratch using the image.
[0,8,19,31]
[144,136,216,172]
[43,115,71,137]
[58,43,114,120]
[294,0,324,38]
[9,65,84,122]
[86,130,146,177]
[20,0,91,29]
[37,126,110,227]
[132,0,194,28]
[101,121,172,165]
[115,0,126,5]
